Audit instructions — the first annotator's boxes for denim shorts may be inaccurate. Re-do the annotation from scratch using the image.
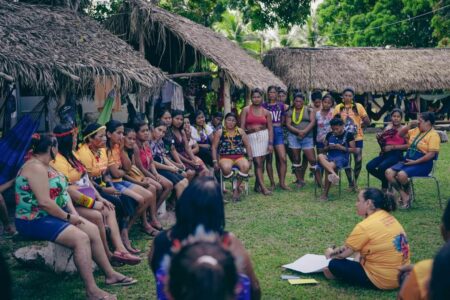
[287,134,314,150]
[111,180,134,193]
[16,215,70,242]
[355,140,363,148]
[273,126,284,146]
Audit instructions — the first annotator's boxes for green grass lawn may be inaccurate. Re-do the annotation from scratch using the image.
[1,133,447,299]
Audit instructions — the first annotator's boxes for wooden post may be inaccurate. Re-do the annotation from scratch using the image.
[246,87,251,106]
[223,73,231,114]
[416,93,421,115]
[138,31,146,113]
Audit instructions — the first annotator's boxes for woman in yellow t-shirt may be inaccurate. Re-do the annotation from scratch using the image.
[323,188,410,290]
[333,88,370,189]
[385,112,440,208]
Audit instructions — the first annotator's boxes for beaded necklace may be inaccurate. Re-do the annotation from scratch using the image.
[292,106,305,125]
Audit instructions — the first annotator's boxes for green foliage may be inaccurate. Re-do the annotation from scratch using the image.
[317,0,437,47]
[229,0,312,30]
[159,0,227,26]
[430,0,450,47]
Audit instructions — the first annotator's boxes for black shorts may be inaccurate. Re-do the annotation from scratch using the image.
[158,169,184,185]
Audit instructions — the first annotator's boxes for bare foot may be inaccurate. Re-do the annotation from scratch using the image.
[323,267,336,280]
[279,184,292,191]
[87,287,116,300]
[319,194,328,201]
[294,180,305,188]
[269,182,276,191]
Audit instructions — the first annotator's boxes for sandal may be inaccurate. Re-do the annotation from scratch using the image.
[111,251,141,266]
[106,276,138,287]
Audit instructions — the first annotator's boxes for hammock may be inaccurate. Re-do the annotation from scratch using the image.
[97,88,116,125]
[0,95,50,185]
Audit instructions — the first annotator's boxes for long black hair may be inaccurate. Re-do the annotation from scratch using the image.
[105,119,123,153]
[171,177,225,241]
[53,124,81,169]
[362,188,397,212]
[339,87,359,115]
[429,241,450,300]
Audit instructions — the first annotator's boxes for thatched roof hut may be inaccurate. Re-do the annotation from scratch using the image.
[0,0,166,95]
[263,47,450,93]
[107,0,285,91]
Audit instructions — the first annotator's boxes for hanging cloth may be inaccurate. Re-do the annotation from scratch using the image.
[97,88,116,125]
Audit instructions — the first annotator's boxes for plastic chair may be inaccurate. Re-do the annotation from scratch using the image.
[219,167,249,200]
[409,156,442,208]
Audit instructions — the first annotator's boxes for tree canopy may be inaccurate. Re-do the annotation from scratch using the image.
[317,0,441,47]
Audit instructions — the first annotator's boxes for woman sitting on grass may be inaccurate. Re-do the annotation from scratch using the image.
[15,134,136,300]
[149,177,261,299]
[385,112,440,208]
[317,116,356,201]
[51,124,140,265]
[211,112,253,201]
[190,110,215,166]
[323,188,410,290]
[366,109,408,191]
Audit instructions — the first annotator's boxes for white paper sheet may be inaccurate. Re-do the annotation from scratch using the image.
[282,254,354,274]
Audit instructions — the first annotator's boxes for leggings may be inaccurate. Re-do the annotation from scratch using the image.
[328,259,376,289]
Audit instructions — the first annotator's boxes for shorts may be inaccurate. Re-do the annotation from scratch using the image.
[220,155,246,165]
[287,134,314,150]
[355,140,363,148]
[316,142,325,149]
[159,169,185,185]
[327,154,350,170]
[273,126,284,146]
[16,215,70,242]
[111,180,134,193]
[390,160,433,177]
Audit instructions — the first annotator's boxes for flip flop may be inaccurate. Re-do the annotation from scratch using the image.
[111,251,141,266]
[106,276,137,287]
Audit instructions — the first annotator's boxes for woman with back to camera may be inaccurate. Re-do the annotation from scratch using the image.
[240,88,273,196]
[323,188,410,290]
[149,177,261,299]
[15,134,136,300]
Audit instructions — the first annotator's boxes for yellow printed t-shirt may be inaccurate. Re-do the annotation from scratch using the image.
[398,259,432,300]
[407,128,440,154]
[107,144,123,183]
[345,210,410,290]
[333,103,368,141]
[76,143,108,178]
[50,153,83,184]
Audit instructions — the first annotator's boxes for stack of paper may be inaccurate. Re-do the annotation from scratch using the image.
[282,254,353,274]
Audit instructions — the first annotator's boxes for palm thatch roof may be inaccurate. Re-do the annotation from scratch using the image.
[0,0,166,95]
[263,47,450,93]
[106,0,285,91]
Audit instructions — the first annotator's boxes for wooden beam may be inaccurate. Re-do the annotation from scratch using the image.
[168,71,218,79]
[223,75,231,114]
[0,72,14,82]
[58,69,80,82]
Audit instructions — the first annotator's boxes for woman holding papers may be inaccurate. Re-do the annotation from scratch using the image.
[323,188,410,290]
